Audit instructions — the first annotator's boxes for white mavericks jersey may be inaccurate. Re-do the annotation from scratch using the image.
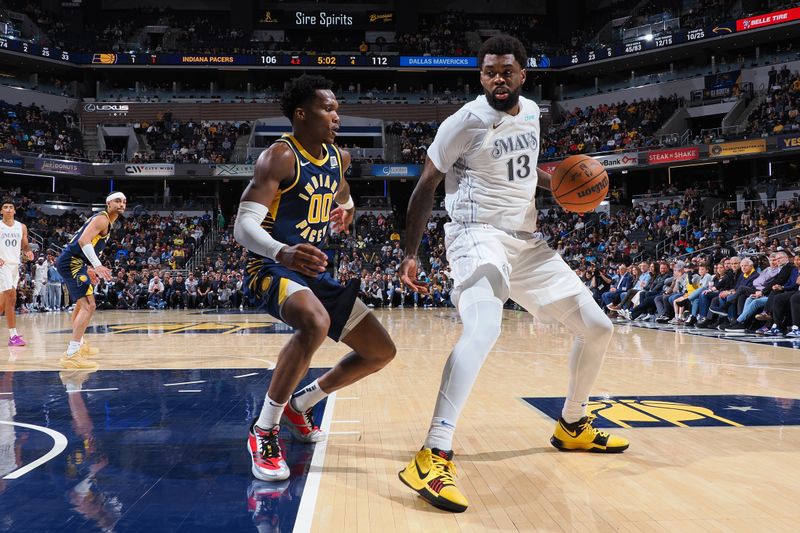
[428,94,541,232]
[0,221,22,266]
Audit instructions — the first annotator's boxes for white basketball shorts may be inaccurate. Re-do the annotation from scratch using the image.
[0,264,20,292]
[444,222,590,320]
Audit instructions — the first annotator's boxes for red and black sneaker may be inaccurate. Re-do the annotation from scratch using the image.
[280,401,325,443]
[247,421,290,481]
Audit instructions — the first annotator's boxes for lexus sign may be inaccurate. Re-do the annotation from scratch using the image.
[83,103,130,116]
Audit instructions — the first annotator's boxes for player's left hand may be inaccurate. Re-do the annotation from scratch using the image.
[23,251,34,261]
[329,206,354,234]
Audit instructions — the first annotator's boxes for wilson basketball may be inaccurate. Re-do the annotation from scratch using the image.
[551,155,609,213]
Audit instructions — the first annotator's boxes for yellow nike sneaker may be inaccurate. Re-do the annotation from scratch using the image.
[59,351,98,371]
[551,415,629,453]
[398,448,468,513]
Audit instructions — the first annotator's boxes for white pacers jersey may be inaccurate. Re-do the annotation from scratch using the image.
[428,95,541,232]
[0,221,22,266]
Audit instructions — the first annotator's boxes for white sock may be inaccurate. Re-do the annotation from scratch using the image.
[561,399,588,423]
[424,277,503,451]
[80,336,85,345]
[291,379,328,413]
[8,329,17,337]
[66,341,82,356]
[256,394,286,429]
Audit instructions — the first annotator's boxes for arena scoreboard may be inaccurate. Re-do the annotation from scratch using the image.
[1,7,800,70]
[84,52,401,67]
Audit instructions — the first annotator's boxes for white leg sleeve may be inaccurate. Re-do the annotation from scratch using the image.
[543,291,614,422]
[424,275,504,451]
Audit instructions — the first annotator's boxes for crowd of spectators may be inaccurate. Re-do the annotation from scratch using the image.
[541,96,682,159]
[133,114,250,164]
[748,65,800,137]
[385,121,438,164]
[0,101,82,159]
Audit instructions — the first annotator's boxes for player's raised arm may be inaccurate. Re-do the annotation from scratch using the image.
[330,148,355,234]
[78,215,112,281]
[234,143,328,277]
[399,156,446,293]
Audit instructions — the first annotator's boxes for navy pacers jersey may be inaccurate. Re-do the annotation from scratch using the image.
[57,211,111,301]
[64,211,111,262]
[250,134,343,264]
[244,135,359,341]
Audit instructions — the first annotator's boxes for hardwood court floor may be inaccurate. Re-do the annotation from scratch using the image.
[1,308,799,532]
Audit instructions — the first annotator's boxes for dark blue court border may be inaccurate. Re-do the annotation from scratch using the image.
[0,368,328,532]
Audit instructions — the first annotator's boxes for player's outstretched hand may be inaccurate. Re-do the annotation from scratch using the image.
[399,256,429,294]
[90,265,112,282]
[329,206,353,234]
[277,243,328,277]
[24,251,34,261]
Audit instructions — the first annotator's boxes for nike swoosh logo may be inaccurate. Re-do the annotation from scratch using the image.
[560,421,579,438]
[414,458,429,479]
[300,161,311,166]
[492,121,504,129]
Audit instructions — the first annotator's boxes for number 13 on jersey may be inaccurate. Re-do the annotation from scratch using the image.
[506,154,531,181]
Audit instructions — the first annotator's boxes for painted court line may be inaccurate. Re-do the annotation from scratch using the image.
[163,380,206,387]
[0,421,68,479]
[233,372,259,379]
[178,389,202,393]
[293,392,337,533]
[68,387,119,393]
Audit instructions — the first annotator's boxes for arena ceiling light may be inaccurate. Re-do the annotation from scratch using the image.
[643,34,654,41]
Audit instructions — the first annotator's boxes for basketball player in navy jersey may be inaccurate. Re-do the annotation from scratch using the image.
[398,35,628,512]
[56,192,126,370]
[234,75,396,481]
[0,200,34,346]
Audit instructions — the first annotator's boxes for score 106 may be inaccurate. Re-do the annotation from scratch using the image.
[258,55,392,66]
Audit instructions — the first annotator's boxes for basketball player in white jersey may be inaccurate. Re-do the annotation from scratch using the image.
[398,35,629,513]
[0,200,34,347]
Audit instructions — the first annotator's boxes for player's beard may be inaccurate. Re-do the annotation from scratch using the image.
[485,86,521,112]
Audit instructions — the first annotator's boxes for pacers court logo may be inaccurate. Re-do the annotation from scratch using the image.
[523,395,800,428]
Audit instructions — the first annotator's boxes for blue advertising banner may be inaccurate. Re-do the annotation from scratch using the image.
[33,158,89,174]
[777,133,800,150]
[399,56,478,68]
[370,164,422,177]
[0,153,23,168]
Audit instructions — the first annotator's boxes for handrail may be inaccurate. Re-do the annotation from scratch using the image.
[662,217,800,261]
[185,225,219,272]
